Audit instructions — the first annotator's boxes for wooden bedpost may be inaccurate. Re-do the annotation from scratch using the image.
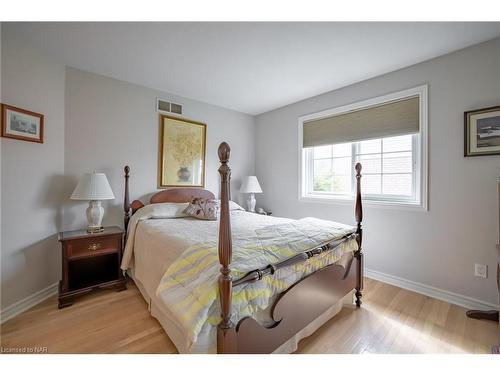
[217,142,237,353]
[124,166,131,231]
[354,162,363,308]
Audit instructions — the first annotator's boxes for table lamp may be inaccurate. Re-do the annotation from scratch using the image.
[71,172,115,233]
[240,176,262,212]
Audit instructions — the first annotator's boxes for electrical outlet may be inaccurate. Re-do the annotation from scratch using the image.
[474,263,487,278]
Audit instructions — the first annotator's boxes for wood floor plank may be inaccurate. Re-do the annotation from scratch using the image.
[1,279,498,354]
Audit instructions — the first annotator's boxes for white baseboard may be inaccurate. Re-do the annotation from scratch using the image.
[0,282,58,324]
[365,268,499,311]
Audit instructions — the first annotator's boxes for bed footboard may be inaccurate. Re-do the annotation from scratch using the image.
[234,251,358,353]
[216,142,363,354]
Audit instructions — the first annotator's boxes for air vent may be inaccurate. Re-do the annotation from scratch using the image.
[170,102,182,114]
[157,98,183,115]
[158,99,170,112]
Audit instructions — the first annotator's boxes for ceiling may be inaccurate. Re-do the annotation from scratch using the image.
[6,22,500,115]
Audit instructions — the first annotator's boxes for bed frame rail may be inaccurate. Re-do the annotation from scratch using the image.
[233,234,356,287]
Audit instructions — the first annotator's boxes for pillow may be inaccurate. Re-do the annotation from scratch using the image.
[229,200,246,211]
[215,199,246,211]
[184,198,219,220]
[144,202,189,219]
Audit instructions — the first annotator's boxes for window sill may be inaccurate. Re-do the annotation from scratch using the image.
[299,194,428,211]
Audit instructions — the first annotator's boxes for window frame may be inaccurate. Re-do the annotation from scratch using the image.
[298,85,428,211]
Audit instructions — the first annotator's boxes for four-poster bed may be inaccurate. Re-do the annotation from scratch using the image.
[122,141,363,354]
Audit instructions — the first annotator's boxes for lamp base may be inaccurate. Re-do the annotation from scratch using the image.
[86,226,104,234]
[86,200,104,233]
[246,193,256,212]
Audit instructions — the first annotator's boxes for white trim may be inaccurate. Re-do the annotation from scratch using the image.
[0,282,58,324]
[365,268,499,311]
[418,84,429,211]
[298,84,429,211]
[299,195,428,212]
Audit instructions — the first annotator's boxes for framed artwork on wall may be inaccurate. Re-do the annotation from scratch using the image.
[158,114,207,188]
[464,105,500,157]
[1,104,44,143]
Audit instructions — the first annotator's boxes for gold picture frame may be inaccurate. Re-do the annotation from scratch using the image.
[158,114,207,188]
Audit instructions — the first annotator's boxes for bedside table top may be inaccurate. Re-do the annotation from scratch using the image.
[59,226,123,241]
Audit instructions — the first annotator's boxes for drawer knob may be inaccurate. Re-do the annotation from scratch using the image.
[88,242,102,251]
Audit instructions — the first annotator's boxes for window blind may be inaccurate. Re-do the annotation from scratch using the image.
[303,96,419,148]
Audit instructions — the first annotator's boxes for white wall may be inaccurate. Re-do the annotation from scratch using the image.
[255,37,500,306]
[63,68,255,230]
[1,27,66,308]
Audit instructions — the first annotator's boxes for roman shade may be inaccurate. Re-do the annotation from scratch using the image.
[303,96,420,148]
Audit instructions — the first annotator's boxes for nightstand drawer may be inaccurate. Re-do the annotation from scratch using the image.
[67,236,121,260]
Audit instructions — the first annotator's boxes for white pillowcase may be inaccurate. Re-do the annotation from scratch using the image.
[215,199,246,212]
[230,200,246,211]
[136,202,189,219]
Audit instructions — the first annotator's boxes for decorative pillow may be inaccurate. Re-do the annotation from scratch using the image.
[184,198,219,220]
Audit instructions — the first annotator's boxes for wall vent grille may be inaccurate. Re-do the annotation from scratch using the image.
[157,98,183,115]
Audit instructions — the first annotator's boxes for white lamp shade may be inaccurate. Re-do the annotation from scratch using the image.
[240,176,263,194]
[71,172,115,200]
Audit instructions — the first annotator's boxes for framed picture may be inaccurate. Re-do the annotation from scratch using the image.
[1,104,44,143]
[464,105,500,157]
[158,114,206,188]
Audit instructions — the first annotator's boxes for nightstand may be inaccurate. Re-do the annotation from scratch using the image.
[58,226,126,308]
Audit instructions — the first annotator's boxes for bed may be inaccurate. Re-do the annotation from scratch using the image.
[121,142,364,354]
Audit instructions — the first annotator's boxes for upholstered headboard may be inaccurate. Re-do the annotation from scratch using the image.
[123,166,216,229]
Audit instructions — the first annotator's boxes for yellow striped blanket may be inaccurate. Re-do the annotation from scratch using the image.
[155,217,358,352]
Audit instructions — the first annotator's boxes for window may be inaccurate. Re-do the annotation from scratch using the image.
[299,85,428,209]
[306,133,417,201]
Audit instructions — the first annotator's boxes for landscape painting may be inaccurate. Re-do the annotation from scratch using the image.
[465,106,500,156]
[476,115,500,148]
[1,104,44,143]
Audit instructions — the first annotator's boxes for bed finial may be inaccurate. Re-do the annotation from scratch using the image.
[354,162,363,308]
[355,162,362,174]
[124,165,131,230]
[218,142,231,163]
[218,142,232,200]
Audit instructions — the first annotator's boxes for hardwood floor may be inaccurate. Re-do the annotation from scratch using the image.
[1,278,498,354]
